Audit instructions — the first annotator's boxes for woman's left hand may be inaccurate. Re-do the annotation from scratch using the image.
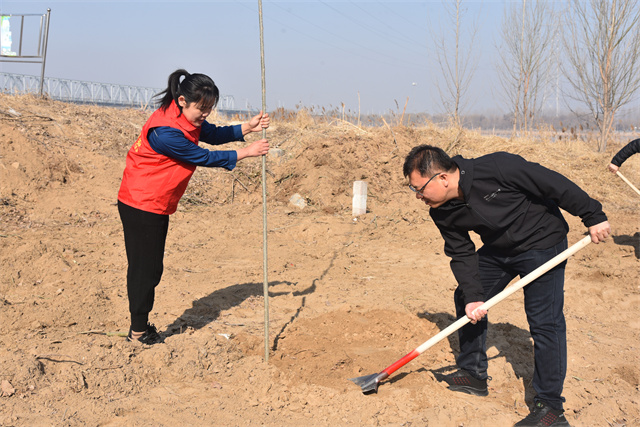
[242,111,270,135]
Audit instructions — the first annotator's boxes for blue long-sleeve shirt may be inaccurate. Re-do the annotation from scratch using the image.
[148,121,243,170]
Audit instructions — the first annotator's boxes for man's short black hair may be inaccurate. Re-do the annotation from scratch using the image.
[403,145,457,178]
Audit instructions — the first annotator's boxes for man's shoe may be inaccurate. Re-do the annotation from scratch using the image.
[514,401,570,426]
[127,323,163,345]
[438,369,489,396]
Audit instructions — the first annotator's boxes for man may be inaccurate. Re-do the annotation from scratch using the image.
[403,145,610,427]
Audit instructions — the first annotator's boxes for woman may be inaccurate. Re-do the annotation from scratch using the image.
[117,69,269,344]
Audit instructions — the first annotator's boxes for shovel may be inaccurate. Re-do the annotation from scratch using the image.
[616,171,640,197]
[349,235,592,394]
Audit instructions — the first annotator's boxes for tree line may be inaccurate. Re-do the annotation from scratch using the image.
[432,0,640,152]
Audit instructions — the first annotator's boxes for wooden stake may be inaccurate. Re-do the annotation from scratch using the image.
[258,0,270,363]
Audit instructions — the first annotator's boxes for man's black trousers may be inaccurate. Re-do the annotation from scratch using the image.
[454,238,569,410]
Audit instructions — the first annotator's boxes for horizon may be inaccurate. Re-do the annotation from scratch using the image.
[2,69,639,137]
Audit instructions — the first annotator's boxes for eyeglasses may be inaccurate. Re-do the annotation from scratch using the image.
[408,172,441,195]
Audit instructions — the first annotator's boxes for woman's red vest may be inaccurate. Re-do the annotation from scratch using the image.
[118,101,201,215]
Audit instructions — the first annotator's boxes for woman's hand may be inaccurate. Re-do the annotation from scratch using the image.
[237,139,269,160]
[242,111,270,135]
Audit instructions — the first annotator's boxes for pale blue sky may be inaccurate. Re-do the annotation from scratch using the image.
[1,1,540,115]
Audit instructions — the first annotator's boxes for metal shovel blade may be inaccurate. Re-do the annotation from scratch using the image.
[348,372,388,394]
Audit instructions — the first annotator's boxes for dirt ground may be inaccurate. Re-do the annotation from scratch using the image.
[0,94,638,427]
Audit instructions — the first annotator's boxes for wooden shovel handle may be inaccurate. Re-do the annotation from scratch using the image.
[616,171,640,197]
[413,236,591,356]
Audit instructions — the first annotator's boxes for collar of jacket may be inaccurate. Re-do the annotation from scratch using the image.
[437,155,473,209]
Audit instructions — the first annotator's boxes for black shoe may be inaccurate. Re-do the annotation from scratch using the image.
[438,369,489,396]
[514,401,570,426]
[127,323,163,345]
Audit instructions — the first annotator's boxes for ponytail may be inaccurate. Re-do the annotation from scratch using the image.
[154,69,220,113]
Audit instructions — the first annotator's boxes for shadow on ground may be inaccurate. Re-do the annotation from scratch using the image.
[417,311,537,405]
[613,232,639,259]
[164,280,315,339]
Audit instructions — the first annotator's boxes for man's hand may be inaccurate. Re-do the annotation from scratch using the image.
[465,301,487,324]
[608,163,619,173]
[242,111,270,135]
[588,220,611,243]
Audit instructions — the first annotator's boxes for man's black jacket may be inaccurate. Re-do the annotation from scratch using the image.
[430,152,608,305]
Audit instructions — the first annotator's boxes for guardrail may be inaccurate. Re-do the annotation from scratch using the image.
[0,72,236,110]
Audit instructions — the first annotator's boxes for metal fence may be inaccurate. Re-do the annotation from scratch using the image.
[0,72,236,110]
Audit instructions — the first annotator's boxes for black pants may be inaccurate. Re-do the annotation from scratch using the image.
[118,201,169,332]
[455,239,568,410]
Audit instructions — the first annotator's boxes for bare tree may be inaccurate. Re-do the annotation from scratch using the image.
[563,0,640,152]
[497,0,557,136]
[431,0,479,129]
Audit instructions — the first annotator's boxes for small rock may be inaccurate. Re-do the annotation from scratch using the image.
[289,193,306,209]
[268,148,285,158]
[31,321,43,329]
[1,380,15,397]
